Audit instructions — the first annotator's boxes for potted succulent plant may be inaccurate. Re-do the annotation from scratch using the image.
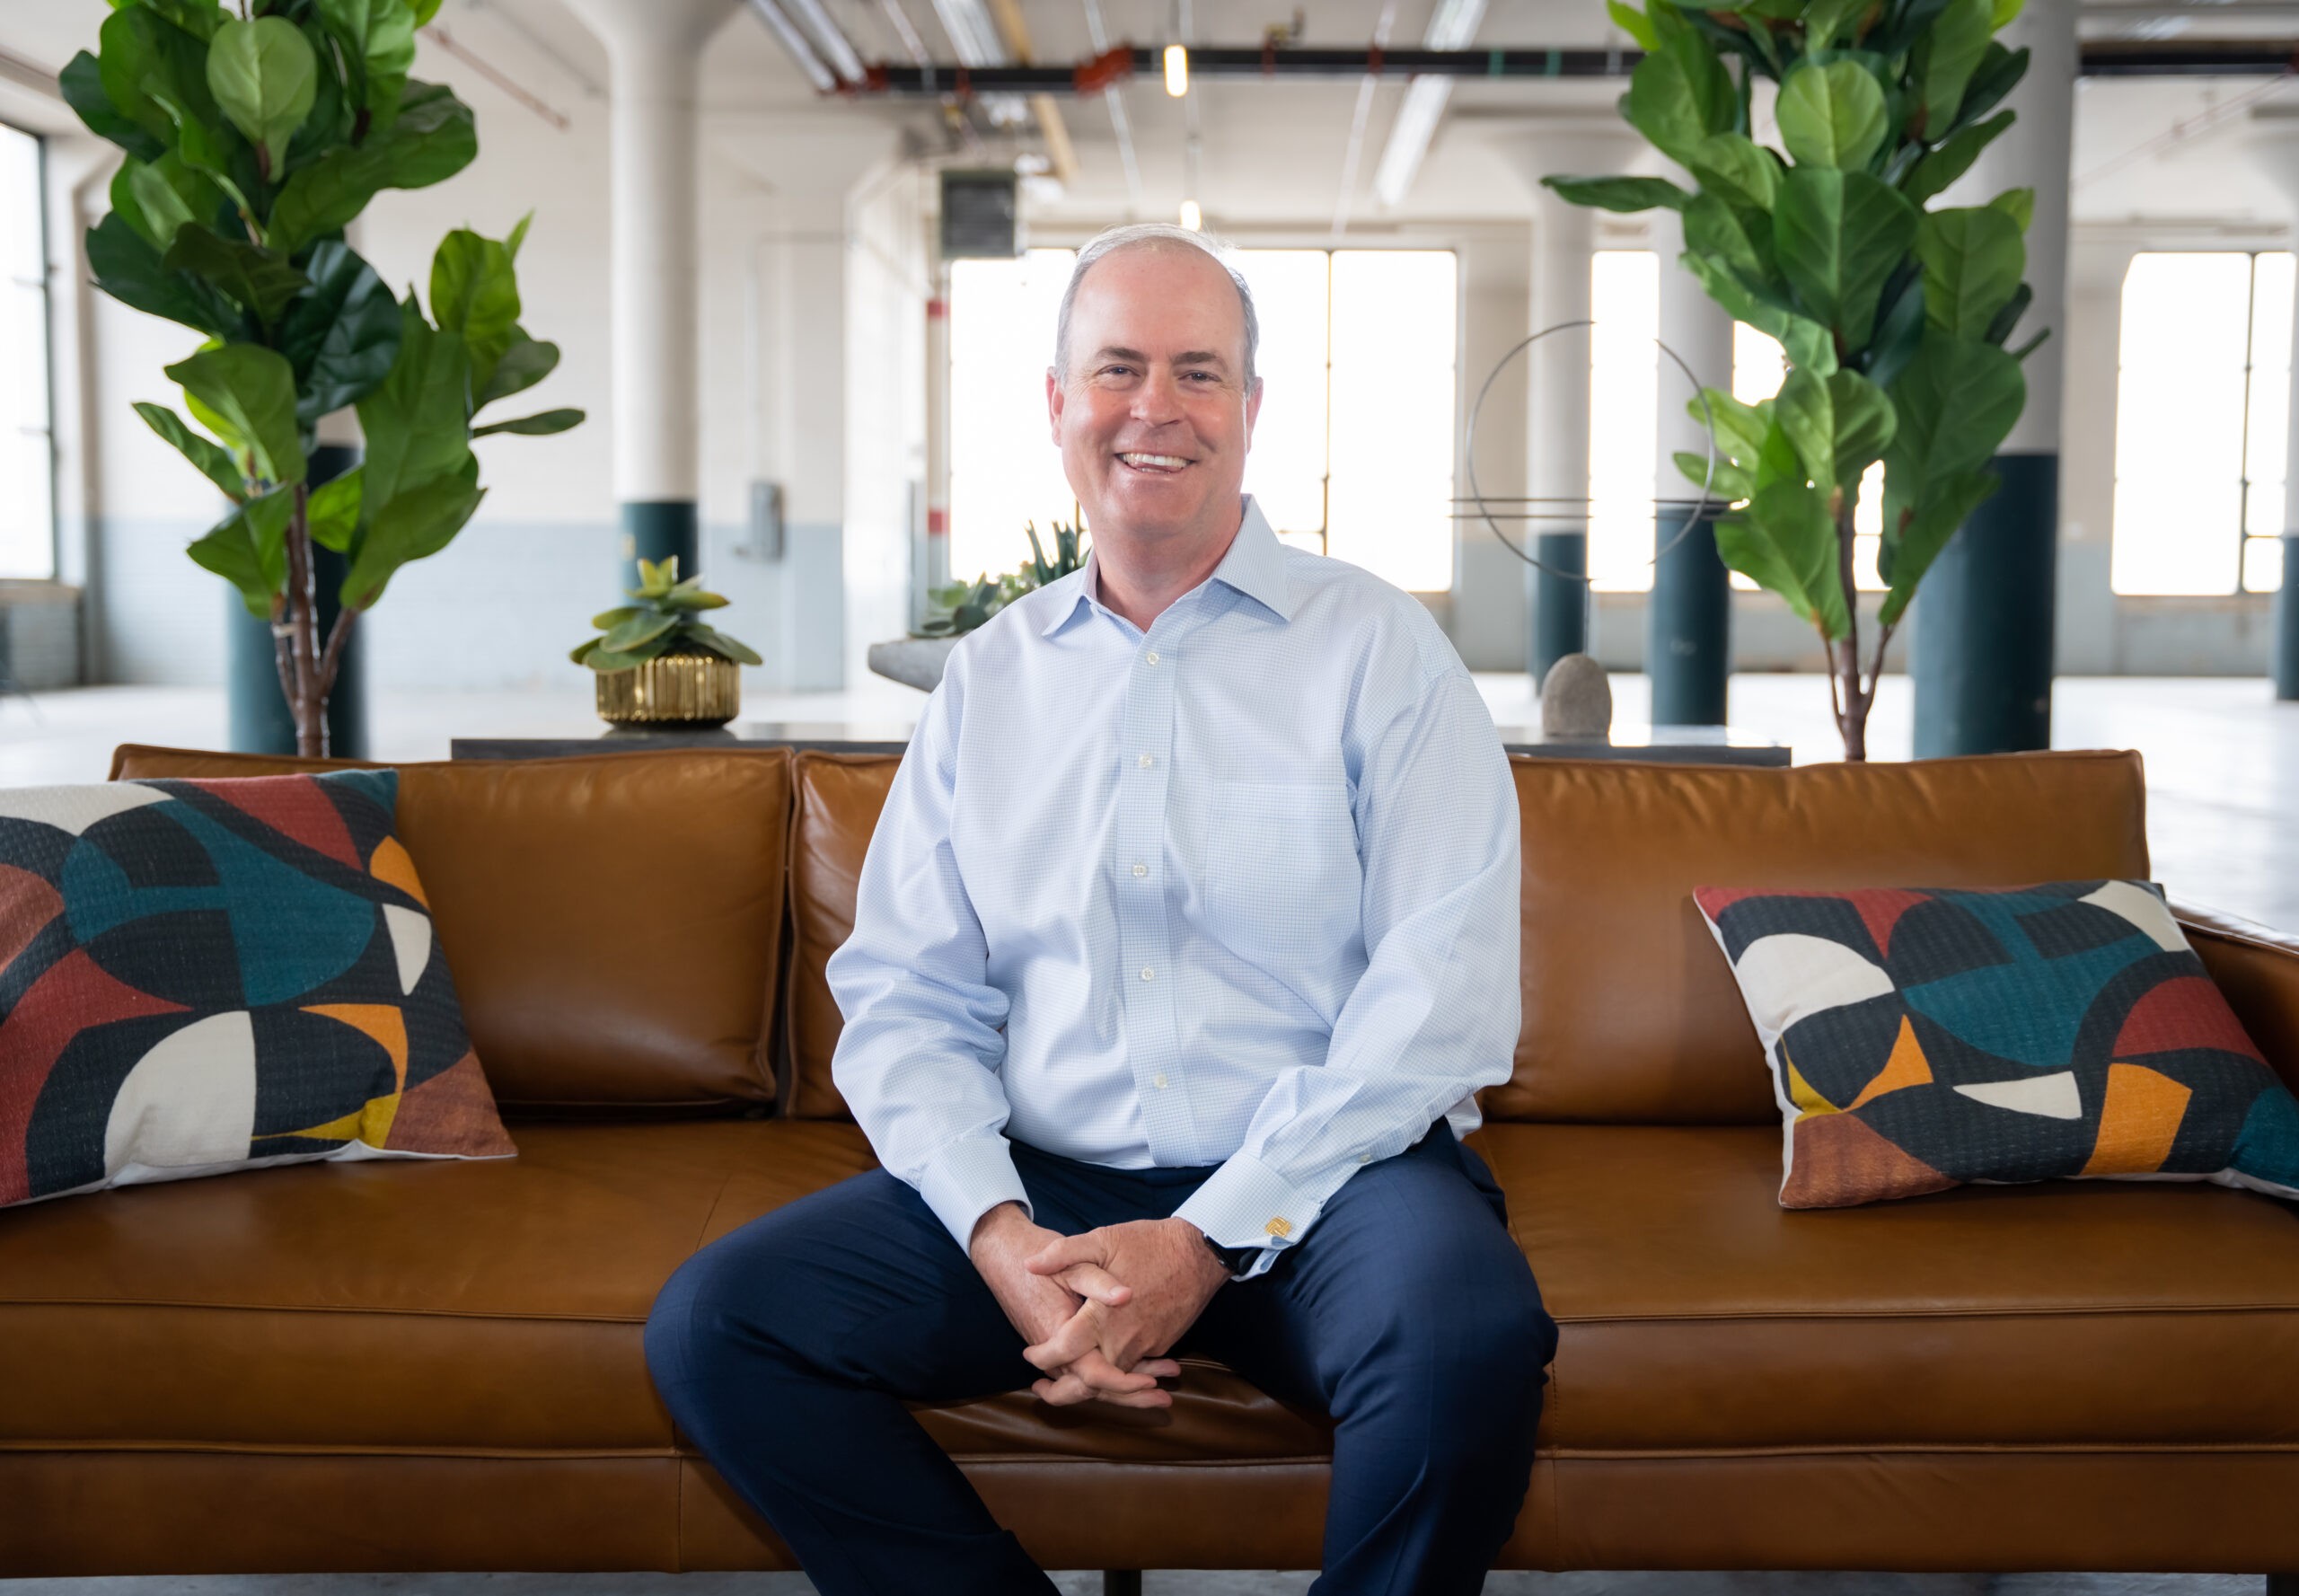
[572,558,762,727]
[868,520,1088,692]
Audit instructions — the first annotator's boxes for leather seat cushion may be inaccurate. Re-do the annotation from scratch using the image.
[1477,1122,2299,1451]
[0,1119,1330,1464]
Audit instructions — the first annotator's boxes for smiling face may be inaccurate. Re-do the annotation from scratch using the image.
[1047,242,1262,560]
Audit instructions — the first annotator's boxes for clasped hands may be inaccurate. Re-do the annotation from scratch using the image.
[969,1201,1231,1410]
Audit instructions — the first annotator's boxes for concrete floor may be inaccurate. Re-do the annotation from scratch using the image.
[2,673,2294,1593]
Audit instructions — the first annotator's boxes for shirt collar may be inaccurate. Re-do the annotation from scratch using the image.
[1042,496,1294,638]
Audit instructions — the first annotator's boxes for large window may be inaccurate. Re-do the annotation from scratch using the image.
[1,122,53,580]
[947,246,1458,594]
[2111,251,2293,596]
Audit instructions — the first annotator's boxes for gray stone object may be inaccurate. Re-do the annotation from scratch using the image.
[1539,652,1613,741]
[868,635,960,693]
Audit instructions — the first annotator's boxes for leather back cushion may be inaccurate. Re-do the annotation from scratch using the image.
[785,754,898,1119]
[1499,750,2152,1124]
[780,748,2151,1128]
[108,746,791,1112]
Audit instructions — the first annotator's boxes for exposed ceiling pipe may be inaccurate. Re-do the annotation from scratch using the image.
[985,0,1079,181]
[1332,0,1400,236]
[0,44,61,101]
[1081,0,1144,216]
[877,0,933,66]
[1371,0,1487,207]
[747,0,840,91]
[849,40,2299,91]
[786,0,868,83]
[422,23,571,128]
[932,0,1009,66]
[463,0,603,99]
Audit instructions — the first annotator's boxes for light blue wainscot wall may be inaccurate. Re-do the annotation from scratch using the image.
[89,512,849,694]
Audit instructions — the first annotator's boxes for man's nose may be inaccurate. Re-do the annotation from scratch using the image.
[1130,365,1185,423]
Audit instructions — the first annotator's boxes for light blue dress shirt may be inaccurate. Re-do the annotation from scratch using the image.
[827,498,1522,1276]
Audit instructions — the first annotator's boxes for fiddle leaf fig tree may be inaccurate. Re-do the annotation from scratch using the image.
[1546,0,2043,761]
[66,0,584,756]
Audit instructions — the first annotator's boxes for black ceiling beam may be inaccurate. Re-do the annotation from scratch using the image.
[850,40,2299,93]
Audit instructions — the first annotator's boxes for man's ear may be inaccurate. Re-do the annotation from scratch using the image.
[1244,376,1264,445]
[1046,367,1064,446]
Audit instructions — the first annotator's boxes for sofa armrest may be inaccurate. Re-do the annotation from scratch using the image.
[2173,897,2299,1097]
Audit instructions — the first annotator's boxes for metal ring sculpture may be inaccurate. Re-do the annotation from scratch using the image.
[1460,320,1726,584]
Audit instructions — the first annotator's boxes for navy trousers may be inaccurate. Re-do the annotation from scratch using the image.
[645,1126,1556,1596]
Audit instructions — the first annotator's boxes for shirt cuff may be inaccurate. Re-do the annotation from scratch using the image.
[915,1133,1032,1256]
[1174,1151,1325,1280]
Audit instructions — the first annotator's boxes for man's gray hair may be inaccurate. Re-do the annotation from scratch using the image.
[1053,223,1261,392]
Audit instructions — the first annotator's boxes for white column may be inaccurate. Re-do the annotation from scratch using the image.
[1964,0,2074,453]
[1912,0,2074,754]
[1514,128,1637,682]
[1652,201,1736,493]
[566,0,737,580]
[2248,123,2299,694]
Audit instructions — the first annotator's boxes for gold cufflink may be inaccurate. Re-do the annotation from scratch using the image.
[1264,1217,1291,1239]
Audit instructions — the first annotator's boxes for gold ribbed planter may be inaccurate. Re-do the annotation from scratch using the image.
[595,652,741,727]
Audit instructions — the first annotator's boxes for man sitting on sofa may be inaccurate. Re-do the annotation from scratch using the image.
[645,223,1556,1596]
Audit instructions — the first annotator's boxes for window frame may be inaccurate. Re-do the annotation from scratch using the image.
[2,118,57,583]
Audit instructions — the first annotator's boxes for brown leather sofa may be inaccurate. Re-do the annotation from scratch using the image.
[4,743,2297,1582]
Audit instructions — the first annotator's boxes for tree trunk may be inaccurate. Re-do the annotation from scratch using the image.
[1833,498,1871,763]
[283,486,329,759]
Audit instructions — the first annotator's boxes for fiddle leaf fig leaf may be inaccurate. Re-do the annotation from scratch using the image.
[1620,31,1735,168]
[206,16,318,176]
[474,331,559,410]
[307,467,364,552]
[280,241,403,427]
[267,80,477,257]
[161,225,311,327]
[1988,185,2036,231]
[430,225,521,396]
[1774,167,1919,348]
[1776,59,1889,171]
[188,487,293,618]
[356,296,474,517]
[1918,0,1995,138]
[134,401,249,502]
[342,456,485,609]
[1882,332,2025,533]
[62,50,168,163]
[1902,110,2012,206]
[471,407,585,437]
[1542,174,1691,213]
[1721,479,1850,639]
[1879,466,2000,623]
[1688,132,1780,214]
[164,342,305,487]
[1608,0,1661,48]
[1917,205,2025,338]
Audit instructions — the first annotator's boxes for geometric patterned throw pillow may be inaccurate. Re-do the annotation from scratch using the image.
[1695,880,2299,1209]
[0,772,514,1208]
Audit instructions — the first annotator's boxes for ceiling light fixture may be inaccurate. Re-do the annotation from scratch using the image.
[1164,43,1189,97]
[744,0,837,93]
[1179,198,1202,230]
[785,0,867,83]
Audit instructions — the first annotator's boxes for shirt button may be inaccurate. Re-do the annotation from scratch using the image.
[1145,650,1160,666]
[1141,966,1155,982]
[1153,1073,1167,1089]
[1359,1152,1372,1164]
[1138,754,1154,769]
[1132,862,1148,877]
